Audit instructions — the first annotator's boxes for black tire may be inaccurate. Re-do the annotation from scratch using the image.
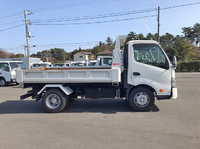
[0,78,6,87]
[129,87,154,111]
[42,89,69,113]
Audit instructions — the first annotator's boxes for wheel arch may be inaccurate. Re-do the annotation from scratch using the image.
[0,76,6,80]
[38,84,73,96]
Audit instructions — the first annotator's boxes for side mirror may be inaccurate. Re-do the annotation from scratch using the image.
[172,56,177,68]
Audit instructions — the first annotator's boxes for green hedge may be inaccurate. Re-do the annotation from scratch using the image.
[176,60,200,72]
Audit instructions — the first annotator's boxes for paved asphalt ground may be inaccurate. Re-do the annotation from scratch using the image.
[0,73,199,149]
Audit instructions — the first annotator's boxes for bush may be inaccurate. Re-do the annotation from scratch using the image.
[176,60,200,72]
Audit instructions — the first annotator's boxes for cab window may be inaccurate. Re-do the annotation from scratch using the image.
[0,63,10,72]
[103,58,112,66]
[133,44,169,69]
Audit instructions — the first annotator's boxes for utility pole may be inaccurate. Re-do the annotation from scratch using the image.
[24,5,33,57]
[157,6,160,43]
[24,5,30,57]
[24,5,33,69]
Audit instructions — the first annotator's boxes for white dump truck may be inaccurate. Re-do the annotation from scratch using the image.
[16,35,178,112]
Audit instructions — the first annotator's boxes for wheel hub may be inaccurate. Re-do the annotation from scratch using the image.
[0,79,5,86]
[134,92,150,107]
[136,94,148,105]
[46,94,61,109]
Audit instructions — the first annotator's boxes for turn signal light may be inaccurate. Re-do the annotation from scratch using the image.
[160,89,165,92]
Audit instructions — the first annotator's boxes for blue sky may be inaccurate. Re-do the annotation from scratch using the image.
[0,0,200,55]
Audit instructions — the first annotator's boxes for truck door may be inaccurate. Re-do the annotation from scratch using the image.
[0,62,11,82]
[129,43,172,96]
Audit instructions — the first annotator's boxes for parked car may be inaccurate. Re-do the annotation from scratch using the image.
[71,62,87,67]
[31,62,52,69]
[88,61,97,66]
[53,63,70,67]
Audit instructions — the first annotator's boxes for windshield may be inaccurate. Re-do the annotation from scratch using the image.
[40,64,48,67]
[9,62,26,70]
[133,44,169,69]
[33,64,41,67]
[16,62,26,69]
[54,64,64,67]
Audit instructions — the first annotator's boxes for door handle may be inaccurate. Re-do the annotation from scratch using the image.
[133,72,140,76]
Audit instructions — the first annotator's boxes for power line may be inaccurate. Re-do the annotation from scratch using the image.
[161,1,200,10]
[2,41,100,48]
[0,20,23,25]
[32,8,156,23]
[32,0,118,13]
[36,41,100,47]
[32,1,200,25]
[33,15,157,25]
[0,0,117,20]
[0,11,23,20]
[0,24,24,32]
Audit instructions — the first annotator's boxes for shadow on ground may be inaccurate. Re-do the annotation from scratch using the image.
[0,99,159,114]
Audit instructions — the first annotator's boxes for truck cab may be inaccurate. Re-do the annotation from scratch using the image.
[96,56,113,66]
[0,61,26,87]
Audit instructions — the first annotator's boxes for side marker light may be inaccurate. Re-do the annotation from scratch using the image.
[160,89,165,92]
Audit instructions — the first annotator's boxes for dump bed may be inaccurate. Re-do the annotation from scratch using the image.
[16,67,121,88]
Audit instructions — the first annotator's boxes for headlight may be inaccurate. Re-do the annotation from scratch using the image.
[172,77,176,87]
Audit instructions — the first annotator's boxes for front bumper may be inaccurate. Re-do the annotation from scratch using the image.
[156,87,178,100]
[172,87,178,99]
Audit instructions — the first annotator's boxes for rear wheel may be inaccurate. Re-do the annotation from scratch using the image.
[129,87,154,111]
[0,78,6,87]
[42,89,69,113]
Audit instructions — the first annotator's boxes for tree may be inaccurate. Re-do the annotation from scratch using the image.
[36,52,42,58]
[159,33,175,60]
[137,33,145,40]
[160,33,174,44]
[31,54,37,57]
[172,38,195,61]
[106,37,113,46]
[91,46,102,57]
[146,33,155,40]
[106,37,114,51]
[42,50,52,61]
[65,52,72,60]
[182,23,200,46]
[0,49,7,58]
[51,48,65,62]
[0,48,13,58]
[126,32,138,42]
[11,53,24,58]
[48,57,57,64]
[193,47,200,60]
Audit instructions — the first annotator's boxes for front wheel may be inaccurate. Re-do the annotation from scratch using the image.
[42,89,69,113]
[0,78,6,87]
[129,87,154,111]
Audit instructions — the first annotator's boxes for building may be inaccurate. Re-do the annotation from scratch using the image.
[97,50,113,56]
[73,52,93,61]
